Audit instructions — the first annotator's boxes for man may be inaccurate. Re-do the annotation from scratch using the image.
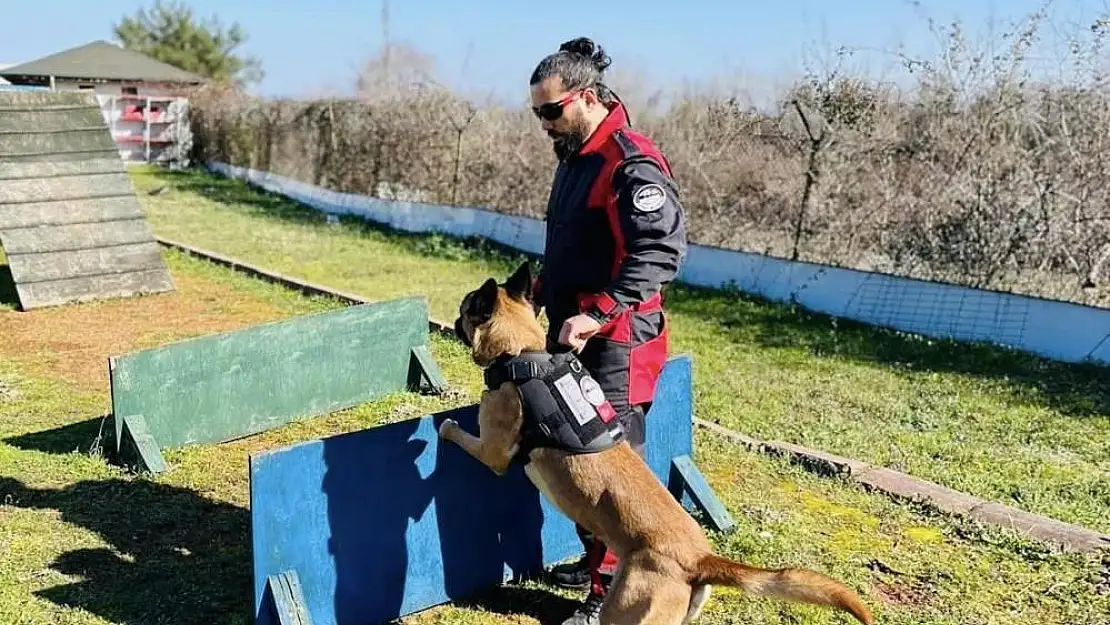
[527,37,688,624]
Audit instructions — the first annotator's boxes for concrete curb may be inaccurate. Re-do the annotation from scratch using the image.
[156,237,1110,556]
[694,418,1110,555]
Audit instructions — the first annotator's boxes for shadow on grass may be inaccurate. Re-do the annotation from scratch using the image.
[3,416,106,456]
[144,166,1110,420]
[0,459,581,625]
[451,585,585,624]
[0,476,253,625]
[0,264,20,309]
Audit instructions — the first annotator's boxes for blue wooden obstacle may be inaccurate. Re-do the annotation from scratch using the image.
[249,354,733,625]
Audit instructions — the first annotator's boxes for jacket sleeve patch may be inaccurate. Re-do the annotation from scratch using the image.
[604,157,689,306]
[631,183,667,212]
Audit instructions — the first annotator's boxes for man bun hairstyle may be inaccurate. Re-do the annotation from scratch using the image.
[531,36,615,103]
[558,37,611,73]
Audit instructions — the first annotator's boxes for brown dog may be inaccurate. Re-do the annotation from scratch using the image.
[438,262,874,625]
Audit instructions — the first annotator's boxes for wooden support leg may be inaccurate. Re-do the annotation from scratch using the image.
[409,344,448,394]
[264,569,313,625]
[118,414,168,475]
[670,455,736,533]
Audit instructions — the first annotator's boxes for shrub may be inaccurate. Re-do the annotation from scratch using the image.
[184,7,1110,308]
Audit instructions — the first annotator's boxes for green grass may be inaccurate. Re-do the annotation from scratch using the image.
[0,256,1107,625]
[0,249,487,625]
[0,245,16,312]
[130,165,1110,537]
[1,166,1107,625]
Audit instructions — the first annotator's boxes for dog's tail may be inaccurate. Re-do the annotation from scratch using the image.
[691,553,874,624]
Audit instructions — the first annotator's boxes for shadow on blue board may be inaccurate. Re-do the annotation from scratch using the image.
[250,355,695,625]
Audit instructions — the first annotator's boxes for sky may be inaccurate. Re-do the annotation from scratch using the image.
[1,0,1105,106]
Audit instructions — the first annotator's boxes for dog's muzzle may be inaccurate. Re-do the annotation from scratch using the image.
[454,317,471,347]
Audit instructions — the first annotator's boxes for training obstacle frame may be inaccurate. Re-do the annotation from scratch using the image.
[0,90,174,310]
[249,354,734,625]
[107,296,447,473]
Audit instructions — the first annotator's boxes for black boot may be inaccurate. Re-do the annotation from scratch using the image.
[548,550,616,589]
[560,536,616,624]
[550,524,602,589]
[549,553,591,589]
[561,589,605,625]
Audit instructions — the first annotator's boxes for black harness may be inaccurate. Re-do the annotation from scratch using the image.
[484,350,625,463]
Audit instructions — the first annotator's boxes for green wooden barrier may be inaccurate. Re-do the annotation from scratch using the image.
[107,296,447,473]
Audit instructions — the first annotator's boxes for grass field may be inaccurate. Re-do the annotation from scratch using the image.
[0,165,1107,625]
[130,165,1110,536]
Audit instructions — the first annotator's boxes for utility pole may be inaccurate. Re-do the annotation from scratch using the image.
[381,0,390,76]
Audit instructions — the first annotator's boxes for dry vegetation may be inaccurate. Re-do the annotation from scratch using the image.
[185,5,1110,307]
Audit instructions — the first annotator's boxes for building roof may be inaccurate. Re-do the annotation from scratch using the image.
[0,40,207,85]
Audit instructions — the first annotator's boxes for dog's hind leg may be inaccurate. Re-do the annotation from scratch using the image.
[598,552,691,625]
[683,585,712,623]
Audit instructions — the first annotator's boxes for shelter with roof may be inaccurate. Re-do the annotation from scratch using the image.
[0,40,206,165]
[0,40,206,94]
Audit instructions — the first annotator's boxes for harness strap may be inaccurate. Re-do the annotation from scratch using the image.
[483,350,553,389]
[483,350,624,464]
[577,291,664,319]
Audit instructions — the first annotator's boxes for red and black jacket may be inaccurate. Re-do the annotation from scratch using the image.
[534,101,688,406]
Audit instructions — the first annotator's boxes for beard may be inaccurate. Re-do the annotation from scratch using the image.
[548,118,590,160]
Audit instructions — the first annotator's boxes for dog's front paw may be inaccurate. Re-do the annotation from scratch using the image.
[438,418,459,441]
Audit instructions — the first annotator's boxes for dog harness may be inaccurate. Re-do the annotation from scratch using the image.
[484,350,625,463]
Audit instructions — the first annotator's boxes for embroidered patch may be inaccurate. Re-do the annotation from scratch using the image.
[631,183,666,212]
[579,377,607,407]
[553,373,599,425]
[597,401,617,423]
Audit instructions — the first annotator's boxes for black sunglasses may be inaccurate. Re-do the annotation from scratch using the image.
[532,90,584,121]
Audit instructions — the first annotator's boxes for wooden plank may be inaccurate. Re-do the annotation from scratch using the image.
[0,218,156,255]
[0,104,101,112]
[0,171,134,204]
[0,158,125,181]
[0,149,121,163]
[0,91,100,107]
[109,297,436,453]
[0,128,117,158]
[14,267,174,310]
[6,241,165,284]
[249,356,698,625]
[0,108,109,136]
[0,93,101,132]
[0,195,144,229]
[0,125,106,136]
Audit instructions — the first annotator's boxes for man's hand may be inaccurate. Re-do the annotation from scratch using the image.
[558,314,602,352]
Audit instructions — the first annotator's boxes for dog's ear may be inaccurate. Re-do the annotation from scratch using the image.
[504,261,533,302]
[473,278,499,319]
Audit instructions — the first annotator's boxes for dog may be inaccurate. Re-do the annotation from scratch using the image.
[438,261,874,625]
